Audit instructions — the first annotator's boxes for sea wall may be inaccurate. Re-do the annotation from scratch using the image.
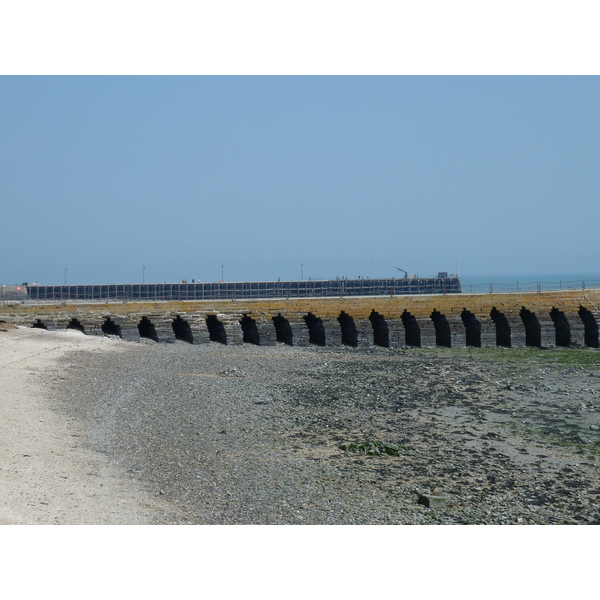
[2,289,600,349]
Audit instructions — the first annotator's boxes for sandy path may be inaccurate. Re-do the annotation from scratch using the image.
[0,327,166,524]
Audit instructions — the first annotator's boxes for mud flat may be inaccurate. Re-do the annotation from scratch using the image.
[2,325,600,524]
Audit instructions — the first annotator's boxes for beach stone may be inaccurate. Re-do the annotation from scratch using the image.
[417,493,446,509]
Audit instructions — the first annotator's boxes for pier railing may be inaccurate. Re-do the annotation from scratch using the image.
[13,277,600,304]
[461,278,600,294]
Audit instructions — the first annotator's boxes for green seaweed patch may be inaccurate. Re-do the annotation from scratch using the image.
[501,422,600,456]
[339,441,408,456]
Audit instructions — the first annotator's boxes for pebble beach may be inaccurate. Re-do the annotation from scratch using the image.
[1,325,600,525]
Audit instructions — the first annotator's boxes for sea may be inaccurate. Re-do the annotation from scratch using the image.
[458,272,600,294]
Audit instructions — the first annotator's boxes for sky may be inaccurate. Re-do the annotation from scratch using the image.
[2,75,600,286]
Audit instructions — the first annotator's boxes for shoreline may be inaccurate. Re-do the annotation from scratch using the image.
[0,327,167,524]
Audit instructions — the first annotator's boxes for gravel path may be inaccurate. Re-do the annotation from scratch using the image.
[50,336,600,525]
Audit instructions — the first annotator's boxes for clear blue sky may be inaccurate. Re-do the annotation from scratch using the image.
[2,76,599,285]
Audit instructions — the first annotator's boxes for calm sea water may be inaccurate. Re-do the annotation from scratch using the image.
[459,272,600,293]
